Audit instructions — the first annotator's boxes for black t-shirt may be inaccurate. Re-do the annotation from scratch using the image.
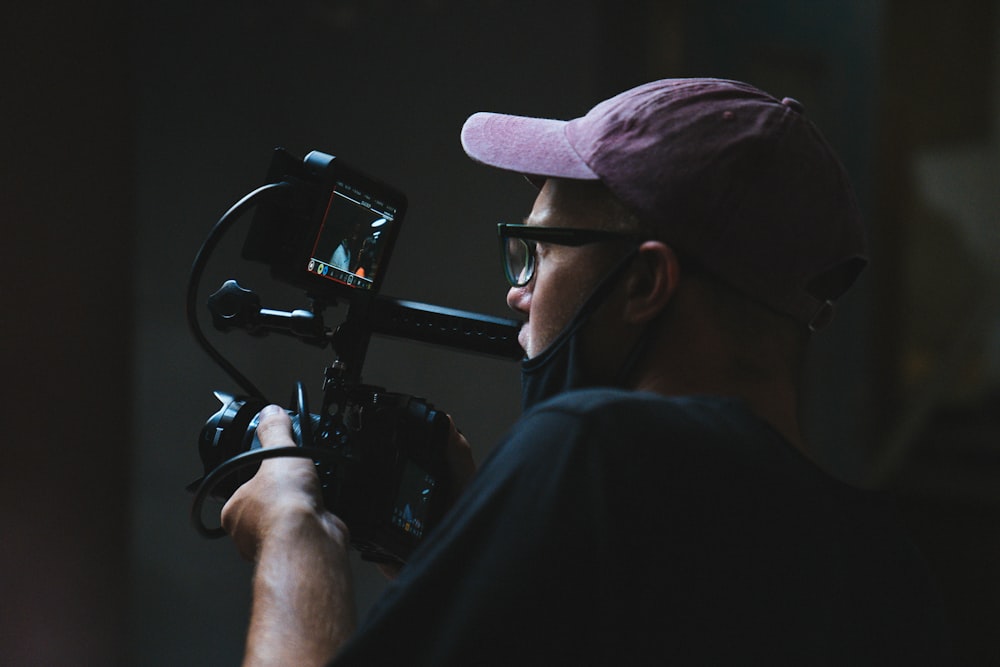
[332,390,951,665]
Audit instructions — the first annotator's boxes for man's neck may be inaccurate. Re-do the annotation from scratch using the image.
[638,374,803,448]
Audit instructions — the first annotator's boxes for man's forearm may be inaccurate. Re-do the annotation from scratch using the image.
[243,507,357,667]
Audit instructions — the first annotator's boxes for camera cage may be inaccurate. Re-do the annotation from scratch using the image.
[187,148,523,563]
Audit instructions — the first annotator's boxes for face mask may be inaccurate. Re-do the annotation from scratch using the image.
[520,250,647,411]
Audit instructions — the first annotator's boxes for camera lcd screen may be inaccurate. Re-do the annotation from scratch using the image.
[390,460,436,540]
[306,180,400,291]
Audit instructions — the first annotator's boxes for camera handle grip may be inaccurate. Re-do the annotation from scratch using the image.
[371,297,523,360]
[207,279,331,346]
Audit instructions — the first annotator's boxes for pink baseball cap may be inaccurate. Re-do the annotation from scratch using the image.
[461,78,868,331]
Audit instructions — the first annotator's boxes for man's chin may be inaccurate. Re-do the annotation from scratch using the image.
[519,338,533,360]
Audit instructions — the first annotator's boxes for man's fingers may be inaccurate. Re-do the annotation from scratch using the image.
[221,405,317,559]
[256,405,296,449]
[445,417,476,497]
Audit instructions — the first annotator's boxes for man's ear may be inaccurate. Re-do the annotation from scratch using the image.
[623,241,681,324]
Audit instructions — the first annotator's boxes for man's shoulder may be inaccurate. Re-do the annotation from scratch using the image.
[525,387,746,422]
[487,388,780,478]
[517,388,766,448]
[498,387,837,497]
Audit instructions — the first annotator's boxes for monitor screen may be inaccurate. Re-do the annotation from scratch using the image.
[390,460,436,540]
[306,180,400,291]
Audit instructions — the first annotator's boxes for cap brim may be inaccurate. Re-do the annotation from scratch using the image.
[460,112,599,181]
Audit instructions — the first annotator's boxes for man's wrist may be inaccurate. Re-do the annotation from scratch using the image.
[245,504,356,666]
[258,501,350,556]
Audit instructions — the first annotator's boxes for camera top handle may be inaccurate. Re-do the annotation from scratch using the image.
[207,279,523,364]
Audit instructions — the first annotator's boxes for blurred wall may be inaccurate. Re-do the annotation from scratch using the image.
[876,2,1000,664]
[2,2,133,664]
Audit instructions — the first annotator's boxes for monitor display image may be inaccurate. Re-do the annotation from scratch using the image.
[307,181,399,291]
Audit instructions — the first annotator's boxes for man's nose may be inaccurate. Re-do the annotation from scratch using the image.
[506,285,530,315]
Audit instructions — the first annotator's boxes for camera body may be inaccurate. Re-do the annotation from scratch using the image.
[200,385,450,565]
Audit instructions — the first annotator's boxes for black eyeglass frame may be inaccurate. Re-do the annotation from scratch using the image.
[497,222,643,287]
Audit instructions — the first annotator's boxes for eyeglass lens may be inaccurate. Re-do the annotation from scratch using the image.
[505,237,533,286]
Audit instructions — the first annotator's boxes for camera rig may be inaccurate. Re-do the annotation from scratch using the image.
[188,148,522,564]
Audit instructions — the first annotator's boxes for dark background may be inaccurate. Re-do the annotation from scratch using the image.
[4,0,999,664]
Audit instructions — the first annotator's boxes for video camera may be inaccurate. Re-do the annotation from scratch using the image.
[188,148,522,565]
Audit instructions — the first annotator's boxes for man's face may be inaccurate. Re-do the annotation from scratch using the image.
[506,178,630,358]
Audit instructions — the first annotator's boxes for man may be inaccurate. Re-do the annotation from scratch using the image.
[221,78,951,665]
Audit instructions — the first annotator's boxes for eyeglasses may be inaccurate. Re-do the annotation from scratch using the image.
[497,223,641,287]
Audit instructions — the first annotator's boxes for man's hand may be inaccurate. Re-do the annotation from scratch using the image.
[222,405,356,667]
[445,416,477,502]
[221,405,339,561]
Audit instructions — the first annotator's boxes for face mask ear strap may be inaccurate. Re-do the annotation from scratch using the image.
[614,313,658,388]
[522,247,640,371]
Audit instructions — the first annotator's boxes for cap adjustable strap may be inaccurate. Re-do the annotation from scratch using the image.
[808,300,836,333]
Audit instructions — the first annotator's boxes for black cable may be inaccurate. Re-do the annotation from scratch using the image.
[185,181,336,541]
[185,181,292,399]
[190,445,344,538]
